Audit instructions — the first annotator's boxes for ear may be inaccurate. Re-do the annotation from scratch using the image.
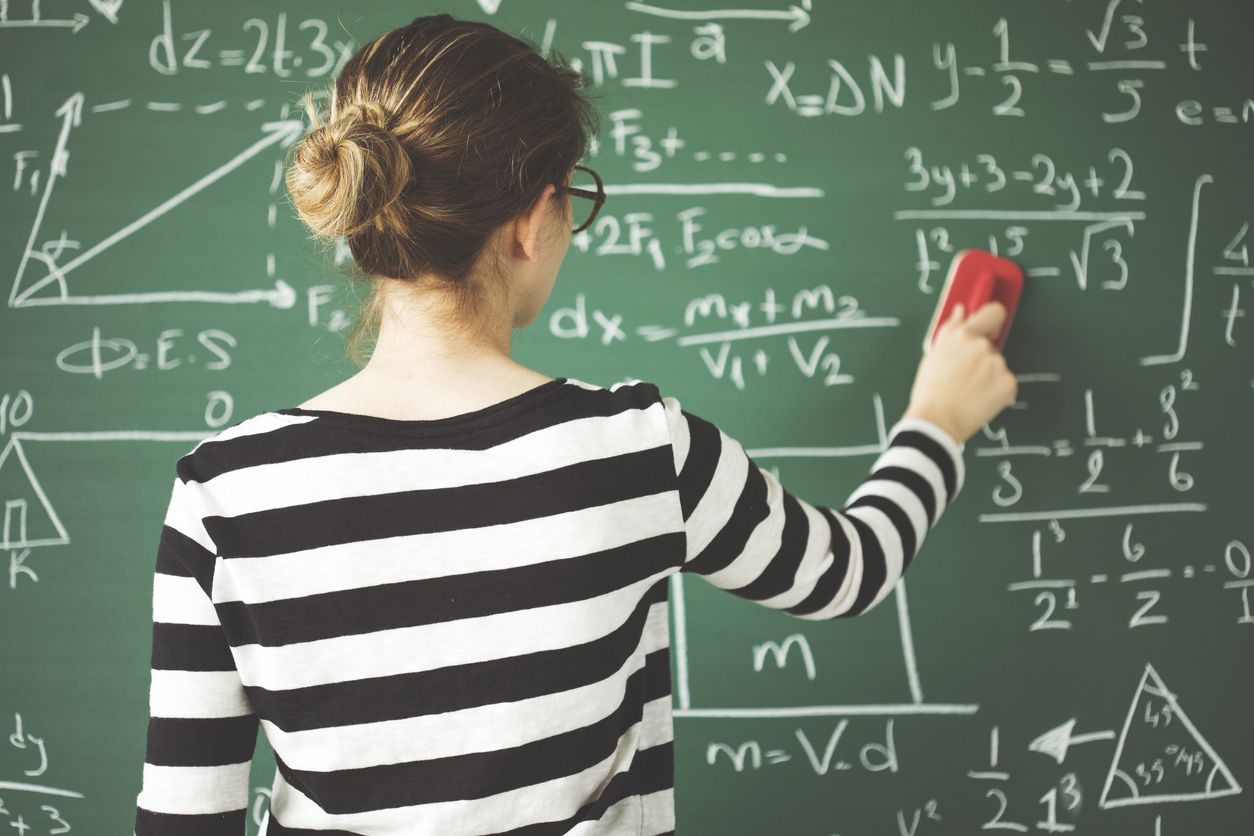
[513,184,558,263]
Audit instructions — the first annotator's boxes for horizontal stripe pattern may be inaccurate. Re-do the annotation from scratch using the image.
[136,377,960,834]
[665,398,966,620]
[136,481,260,833]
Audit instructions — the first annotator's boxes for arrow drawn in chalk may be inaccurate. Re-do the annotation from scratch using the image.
[11,98,304,307]
[1028,717,1116,765]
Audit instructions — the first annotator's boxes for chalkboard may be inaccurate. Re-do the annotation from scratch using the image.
[3,0,1251,833]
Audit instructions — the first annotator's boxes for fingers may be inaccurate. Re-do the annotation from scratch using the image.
[962,300,1007,340]
[935,303,964,341]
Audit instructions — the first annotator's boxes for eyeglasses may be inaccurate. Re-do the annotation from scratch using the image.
[555,164,605,233]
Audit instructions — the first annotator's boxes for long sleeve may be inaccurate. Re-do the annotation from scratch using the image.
[135,468,258,835]
[662,396,965,620]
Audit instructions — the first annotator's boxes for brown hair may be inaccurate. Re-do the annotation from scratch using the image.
[284,14,601,366]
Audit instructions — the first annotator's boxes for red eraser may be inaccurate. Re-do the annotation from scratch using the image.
[924,249,1024,352]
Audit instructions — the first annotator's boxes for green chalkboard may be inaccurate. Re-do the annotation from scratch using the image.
[3,0,1251,833]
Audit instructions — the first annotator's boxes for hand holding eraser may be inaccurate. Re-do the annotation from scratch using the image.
[924,249,1024,352]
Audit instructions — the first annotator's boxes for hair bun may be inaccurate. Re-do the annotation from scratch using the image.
[285,100,413,239]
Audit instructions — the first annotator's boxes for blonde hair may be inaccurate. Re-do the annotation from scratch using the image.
[284,14,600,366]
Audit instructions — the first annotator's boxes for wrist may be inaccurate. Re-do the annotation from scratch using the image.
[901,404,967,446]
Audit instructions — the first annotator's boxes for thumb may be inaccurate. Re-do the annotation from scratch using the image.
[963,301,1007,340]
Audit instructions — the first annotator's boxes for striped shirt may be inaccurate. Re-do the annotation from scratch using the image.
[134,376,965,835]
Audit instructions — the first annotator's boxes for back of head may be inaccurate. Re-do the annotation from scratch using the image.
[283,14,600,364]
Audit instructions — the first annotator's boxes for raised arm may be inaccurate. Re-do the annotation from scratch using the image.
[660,298,1019,620]
[664,397,965,620]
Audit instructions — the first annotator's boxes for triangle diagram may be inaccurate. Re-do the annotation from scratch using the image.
[10,93,303,307]
[1099,662,1242,808]
[0,437,70,549]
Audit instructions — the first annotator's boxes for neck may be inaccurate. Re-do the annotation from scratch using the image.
[362,281,516,382]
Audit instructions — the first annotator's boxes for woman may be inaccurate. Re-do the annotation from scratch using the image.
[134,13,1015,835]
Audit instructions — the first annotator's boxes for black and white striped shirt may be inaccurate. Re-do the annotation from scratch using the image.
[134,376,965,835]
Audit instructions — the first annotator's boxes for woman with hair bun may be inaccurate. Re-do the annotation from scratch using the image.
[134,13,1015,835]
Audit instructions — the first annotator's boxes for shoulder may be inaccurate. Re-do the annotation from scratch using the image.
[573,377,692,430]
[564,375,662,403]
[560,376,698,453]
[173,409,317,485]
